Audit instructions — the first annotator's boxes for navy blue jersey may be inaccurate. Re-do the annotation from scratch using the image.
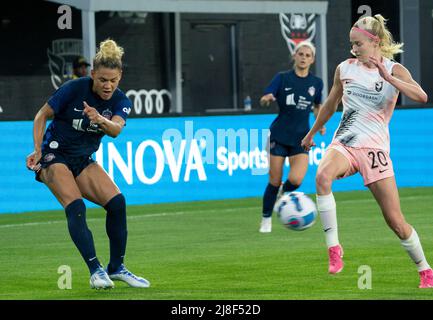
[42,77,131,157]
[265,70,323,146]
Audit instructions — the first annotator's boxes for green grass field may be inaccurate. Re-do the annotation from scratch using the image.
[0,187,432,300]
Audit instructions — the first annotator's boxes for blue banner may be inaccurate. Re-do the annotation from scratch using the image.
[1,108,432,214]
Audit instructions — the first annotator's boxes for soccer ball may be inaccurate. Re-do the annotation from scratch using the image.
[274,192,317,231]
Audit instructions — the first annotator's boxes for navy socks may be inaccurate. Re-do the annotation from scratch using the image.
[104,193,127,274]
[65,199,101,274]
[262,183,280,218]
[65,195,128,275]
[262,180,301,217]
[282,179,300,193]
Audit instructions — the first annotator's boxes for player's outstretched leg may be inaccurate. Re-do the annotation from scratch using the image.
[401,227,433,288]
[369,177,433,288]
[105,194,128,273]
[317,193,343,274]
[65,199,113,288]
[104,193,150,288]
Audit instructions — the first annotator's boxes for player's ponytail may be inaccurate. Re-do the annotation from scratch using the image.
[353,14,403,60]
[93,39,124,70]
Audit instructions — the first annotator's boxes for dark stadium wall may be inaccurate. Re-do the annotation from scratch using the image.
[0,1,82,120]
[0,0,430,121]
[0,1,167,120]
[179,1,353,114]
[420,0,433,104]
[0,0,352,120]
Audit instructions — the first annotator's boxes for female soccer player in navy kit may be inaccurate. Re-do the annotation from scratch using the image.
[259,41,325,233]
[302,15,433,288]
[26,39,150,289]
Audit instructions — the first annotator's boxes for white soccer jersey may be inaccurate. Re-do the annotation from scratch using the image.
[333,58,399,152]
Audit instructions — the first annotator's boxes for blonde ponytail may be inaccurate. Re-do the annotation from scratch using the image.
[93,39,124,70]
[353,14,403,60]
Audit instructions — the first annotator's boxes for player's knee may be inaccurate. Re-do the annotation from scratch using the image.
[289,176,303,187]
[64,199,87,230]
[104,193,126,212]
[269,178,282,187]
[316,171,332,190]
[65,198,86,216]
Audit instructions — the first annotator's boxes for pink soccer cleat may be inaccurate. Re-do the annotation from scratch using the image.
[418,269,433,288]
[328,244,344,274]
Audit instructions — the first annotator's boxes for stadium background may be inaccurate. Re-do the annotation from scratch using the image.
[0,0,432,215]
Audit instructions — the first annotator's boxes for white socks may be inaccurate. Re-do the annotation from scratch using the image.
[317,193,430,272]
[316,193,339,248]
[401,227,431,272]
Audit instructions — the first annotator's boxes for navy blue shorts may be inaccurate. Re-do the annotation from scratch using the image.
[36,151,95,182]
[269,140,308,158]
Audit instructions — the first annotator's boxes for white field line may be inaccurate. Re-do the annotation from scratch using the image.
[0,195,430,229]
[0,208,251,229]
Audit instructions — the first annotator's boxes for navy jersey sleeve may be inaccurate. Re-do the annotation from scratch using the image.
[113,95,132,121]
[264,73,282,96]
[314,78,324,104]
[47,80,76,114]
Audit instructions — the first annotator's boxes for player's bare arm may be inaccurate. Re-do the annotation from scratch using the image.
[260,93,276,107]
[83,101,125,137]
[369,57,428,103]
[301,67,343,150]
[313,103,326,135]
[26,103,54,171]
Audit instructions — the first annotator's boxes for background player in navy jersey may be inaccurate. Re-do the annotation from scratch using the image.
[259,41,325,233]
[26,39,150,289]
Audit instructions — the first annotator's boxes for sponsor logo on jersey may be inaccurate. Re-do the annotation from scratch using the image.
[346,90,379,102]
[286,93,296,106]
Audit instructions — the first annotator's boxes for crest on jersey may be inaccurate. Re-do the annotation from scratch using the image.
[44,153,56,163]
[279,13,317,55]
[308,86,316,97]
[375,81,383,92]
[101,109,113,120]
[47,38,85,90]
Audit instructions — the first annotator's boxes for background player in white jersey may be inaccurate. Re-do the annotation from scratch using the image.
[301,15,432,288]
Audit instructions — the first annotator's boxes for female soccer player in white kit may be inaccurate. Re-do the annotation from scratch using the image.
[301,15,433,288]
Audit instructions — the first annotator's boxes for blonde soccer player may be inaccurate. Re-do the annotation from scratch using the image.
[301,15,432,288]
[26,39,150,289]
[259,41,325,233]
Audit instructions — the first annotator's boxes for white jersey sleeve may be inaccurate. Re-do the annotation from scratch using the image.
[333,58,399,152]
